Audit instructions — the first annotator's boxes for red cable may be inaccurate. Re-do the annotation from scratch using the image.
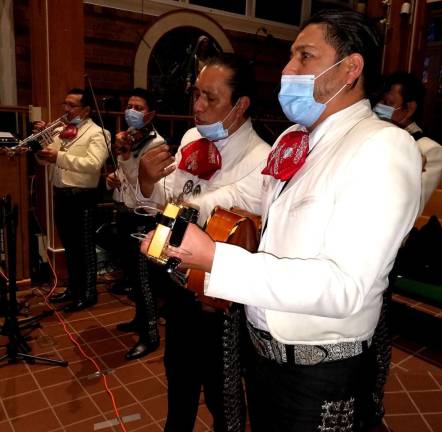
[34,256,128,432]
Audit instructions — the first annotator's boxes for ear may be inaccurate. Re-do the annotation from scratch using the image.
[344,53,364,86]
[405,100,417,119]
[144,110,156,124]
[236,96,250,118]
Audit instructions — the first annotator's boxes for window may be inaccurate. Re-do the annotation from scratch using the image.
[255,0,303,26]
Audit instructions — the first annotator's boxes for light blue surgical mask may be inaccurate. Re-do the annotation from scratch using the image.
[125,109,146,129]
[278,58,348,127]
[69,116,82,126]
[195,101,239,141]
[373,103,397,120]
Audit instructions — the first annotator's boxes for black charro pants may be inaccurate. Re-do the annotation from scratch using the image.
[53,187,97,302]
[163,286,245,432]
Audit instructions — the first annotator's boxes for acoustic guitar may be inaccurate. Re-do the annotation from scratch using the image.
[185,206,260,311]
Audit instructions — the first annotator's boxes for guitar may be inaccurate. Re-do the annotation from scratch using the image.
[185,206,260,311]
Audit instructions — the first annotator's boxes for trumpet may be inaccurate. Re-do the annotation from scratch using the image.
[12,115,68,153]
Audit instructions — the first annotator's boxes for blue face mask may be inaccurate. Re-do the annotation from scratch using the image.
[125,109,146,129]
[373,103,396,120]
[195,101,238,141]
[69,116,82,126]
[278,58,347,127]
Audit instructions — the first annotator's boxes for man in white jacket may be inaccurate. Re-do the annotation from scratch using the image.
[106,88,165,360]
[374,71,442,214]
[138,54,270,432]
[36,88,109,312]
[144,10,422,432]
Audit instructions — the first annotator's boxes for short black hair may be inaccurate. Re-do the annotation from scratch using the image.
[67,88,93,109]
[205,53,256,117]
[384,72,425,121]
[128,87,155,111]
[301,9,381,97]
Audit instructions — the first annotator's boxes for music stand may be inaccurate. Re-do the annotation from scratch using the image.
[0,195,67,367]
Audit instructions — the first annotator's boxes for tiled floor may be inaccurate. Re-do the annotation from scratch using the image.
[0,283,441,432]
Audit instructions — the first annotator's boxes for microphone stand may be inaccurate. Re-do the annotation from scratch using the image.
[0,195,68,367]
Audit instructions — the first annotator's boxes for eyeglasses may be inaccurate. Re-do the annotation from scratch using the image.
[126,104,147,112]
[62,102,82,110]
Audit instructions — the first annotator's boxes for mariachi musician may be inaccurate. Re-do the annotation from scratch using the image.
[35,88,109,312]
[106,87,165,360]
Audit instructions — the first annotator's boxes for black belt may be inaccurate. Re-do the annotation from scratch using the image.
[247,322,371,366]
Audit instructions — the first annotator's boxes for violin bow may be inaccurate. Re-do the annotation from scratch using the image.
[84,74,118,172]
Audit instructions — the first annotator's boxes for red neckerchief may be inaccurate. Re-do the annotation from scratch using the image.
[178,138,222,180]
[262,130,309,181]
[59,124,78,140]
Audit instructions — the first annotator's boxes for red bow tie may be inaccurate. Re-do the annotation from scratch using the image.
[178,138,222,180]
[59,124,78,140]
[262,130,309,181]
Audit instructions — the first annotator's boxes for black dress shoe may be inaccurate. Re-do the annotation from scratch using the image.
[125,340,160,360]
[49,291,72,304]
[63,297,97,313]
[116,320,140,333]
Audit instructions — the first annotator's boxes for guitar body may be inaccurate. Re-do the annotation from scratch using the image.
[186,206,260,311]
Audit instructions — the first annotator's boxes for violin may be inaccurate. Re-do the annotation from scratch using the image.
[114,128,144,155]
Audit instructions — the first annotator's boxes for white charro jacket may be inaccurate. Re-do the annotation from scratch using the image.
[41,118,109,188]
[207,100,421,345]
[144,118,270,225]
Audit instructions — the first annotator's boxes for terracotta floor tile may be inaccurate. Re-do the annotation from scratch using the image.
[0,374,38,398]
[0,420,14,432]
[89,339,125,357]
[52,396,102,425]
[429,372,442,388]
[126,377,167,402]
[391,346,412,365]
[94,347,128,367]
[396,372,440,391]
[32,365,74,387]
[384,414,432,432]
[0,401,7,422]
[9,408,61,432]
[142,394,168,420]
[43,381,88,406]
[0,363,29,380]
[409,390,442,413]
[143,356,165,376]
[63,415,109,432]
[113,333,139,349]
[400,355,442,374]
[92,386,137,412]
[3,389,49,419]
[424,413,442,432]
[55,345,95,363]
[115,363,153,384]
[79,370,120,394]
[383,392,417,415]
[77,326,114,343]
[385,374,403,392]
